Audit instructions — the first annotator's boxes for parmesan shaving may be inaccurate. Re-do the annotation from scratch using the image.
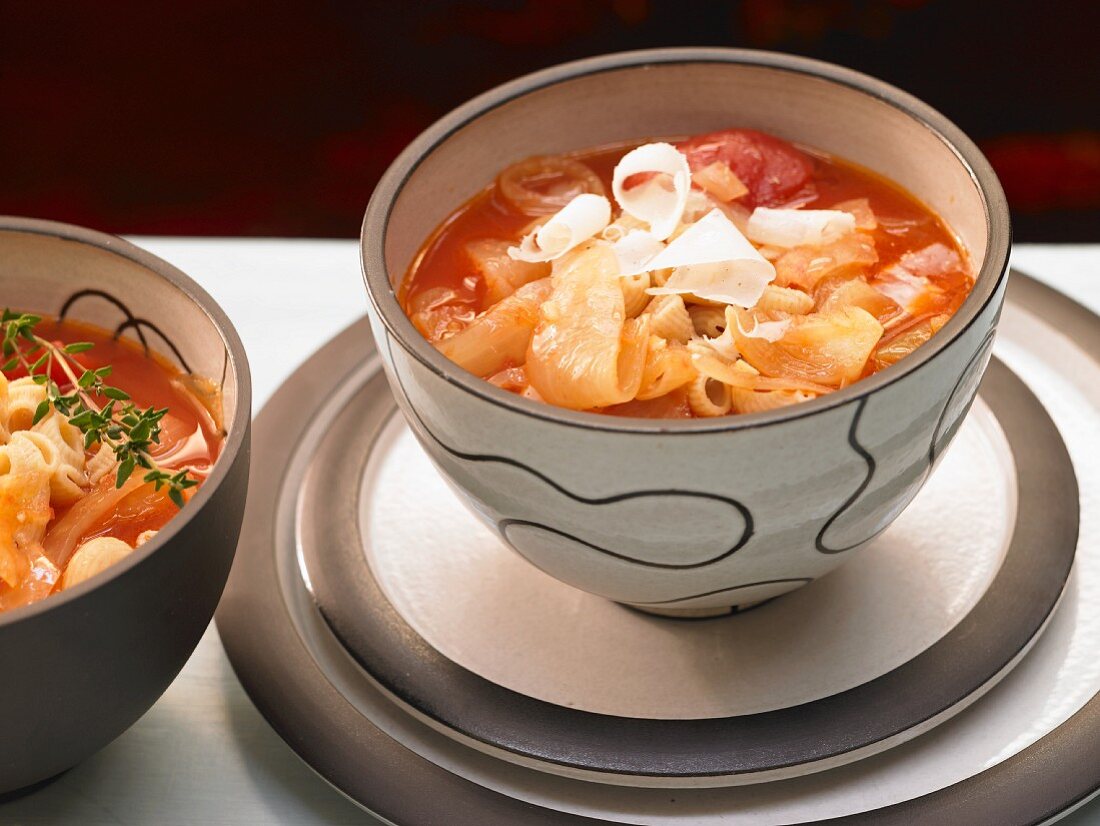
[612,143,691,241]
[735,314,791,342]
[611,230,665,276]
[508,194,611,262]
[644,209,776,306]
[745,208,856,249]
[681,188,715,224]
[705,327,740,360]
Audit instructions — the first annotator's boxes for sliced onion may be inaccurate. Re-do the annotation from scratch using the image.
[43,477,146,569]
[526,244,649,410]
[437,278,552,378]
[466,239,550,304]
[691,348,835,394]
[871,314,945,371]
[691,161,749,202]
[814,276,902,324]
[731,307,883,388]
[408,287,478,343]
[831,198,877,231]
[497,155,605,216]
[774,232,878,290]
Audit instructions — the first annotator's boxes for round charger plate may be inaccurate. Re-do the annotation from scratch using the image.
[217,272,1100,823]
[288,346,1068,788]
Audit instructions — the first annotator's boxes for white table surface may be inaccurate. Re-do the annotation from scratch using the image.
[2,240,1097,826]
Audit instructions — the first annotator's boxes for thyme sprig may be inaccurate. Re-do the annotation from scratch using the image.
[1,309,197,507]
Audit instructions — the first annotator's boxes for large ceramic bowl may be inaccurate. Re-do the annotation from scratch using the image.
[360,49,1010,616]
[0,217,250,793]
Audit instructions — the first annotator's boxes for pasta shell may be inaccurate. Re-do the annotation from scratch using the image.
[641,294,694,343]
[61,536,133,590]
[689,305,727,338]
[687,373,732,417]
[32,411,85,473]
[20,429,86,506]
[0,433,54,590]
[730,387,815,414]
[86,443,118,485]
[650,266,673,288]
[7,378,46,433]
[621,272,651,318]
[755,284,814,315]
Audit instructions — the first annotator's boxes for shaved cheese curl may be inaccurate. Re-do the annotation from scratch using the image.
[508,194,611,263]
[704,327,740,361]
[746,208,856,249]
[611,229,664,276]
[612,143,691,241]
[733,310,791,342]
[644,209,775,306]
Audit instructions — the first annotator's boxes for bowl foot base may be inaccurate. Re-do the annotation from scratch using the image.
[0,767,71,802]
[625,599,769,620]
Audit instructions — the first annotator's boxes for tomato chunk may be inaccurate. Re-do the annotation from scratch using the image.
[677,129,816,208]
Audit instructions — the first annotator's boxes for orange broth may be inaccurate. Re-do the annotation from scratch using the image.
[401,136,975,418]
[0,318,223,608]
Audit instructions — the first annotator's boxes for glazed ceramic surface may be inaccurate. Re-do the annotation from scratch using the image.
[0,218,251,793]
[218,269,1100,824]
[360,49,1011,610]
[281,335,1073,785]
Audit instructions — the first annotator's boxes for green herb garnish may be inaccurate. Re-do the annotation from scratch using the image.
[1,309,198,508]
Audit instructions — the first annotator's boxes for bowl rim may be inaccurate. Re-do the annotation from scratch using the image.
[0,216,252,628]
[360,46,1011,435]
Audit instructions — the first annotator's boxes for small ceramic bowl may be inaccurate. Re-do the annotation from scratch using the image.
[0,217,250,793]
[360,49,1010,617]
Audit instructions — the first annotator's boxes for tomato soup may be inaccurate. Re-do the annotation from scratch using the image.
[400,129,974,419]
[0,315,223,611]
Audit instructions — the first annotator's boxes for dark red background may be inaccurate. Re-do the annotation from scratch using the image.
[2,0,1097,240]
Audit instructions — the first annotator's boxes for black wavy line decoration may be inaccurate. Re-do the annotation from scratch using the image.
[815,328,1000,556]
[815,398,875,555]
[629,576,815,606]
[60,289,148,350]
[500,517,751,570]
[114,318,193,374]
[58,289,194,373]
[382,331,754,569]
[929,328,998,466]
